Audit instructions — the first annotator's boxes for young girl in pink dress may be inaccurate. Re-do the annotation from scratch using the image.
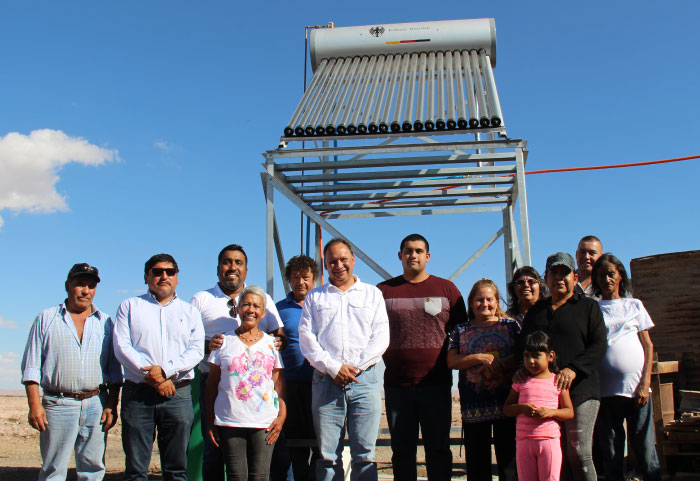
[504,331,574,481]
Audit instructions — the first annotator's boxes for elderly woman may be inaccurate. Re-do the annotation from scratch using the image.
[206,285,286,481]
[516,253,607,481]
[507,266,548,323]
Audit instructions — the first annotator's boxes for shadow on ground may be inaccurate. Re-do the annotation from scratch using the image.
[0,467,162,481]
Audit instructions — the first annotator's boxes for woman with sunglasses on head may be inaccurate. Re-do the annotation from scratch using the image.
[592,254,661,481]
[205,285,286,481]
[507,266,548,324]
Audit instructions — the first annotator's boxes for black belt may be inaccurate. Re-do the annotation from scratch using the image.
[43,387,103,400]
[126,379,191,389]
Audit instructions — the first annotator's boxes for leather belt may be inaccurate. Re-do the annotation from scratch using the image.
[126,380,191,389]
[43,387,103,400]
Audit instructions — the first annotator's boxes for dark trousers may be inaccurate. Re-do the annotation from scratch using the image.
[385,384,453,481]
[121,381,194,481]
[463,418,517,481]
[200,372,225,481]
[219,426,275,481]
[270,381,319,481]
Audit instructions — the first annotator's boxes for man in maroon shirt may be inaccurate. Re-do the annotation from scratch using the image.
[377,234,467,481]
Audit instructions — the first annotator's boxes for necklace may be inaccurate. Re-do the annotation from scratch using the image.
[237,328,262,343]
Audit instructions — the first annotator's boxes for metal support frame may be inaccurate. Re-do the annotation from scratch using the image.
[262,131,530,298]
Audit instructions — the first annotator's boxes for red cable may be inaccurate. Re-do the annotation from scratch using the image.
[319,154,698,216]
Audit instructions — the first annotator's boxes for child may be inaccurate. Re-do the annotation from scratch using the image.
[504,331,574,481]
[448,278,520,481]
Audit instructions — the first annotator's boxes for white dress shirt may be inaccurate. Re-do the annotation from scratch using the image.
[299,276,390,379]
[114,292,204,383]
[190,283,283,373]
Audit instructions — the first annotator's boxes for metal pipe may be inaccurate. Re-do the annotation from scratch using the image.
[379,54,400,134]
[352,55,379,134]
[454,51,468,129]
[316,58,352,135]
[425,52,436,131]
[311,57,347,135]
[337,56,369,135]
[360,55,385,132]
[300,58,337,136]
[462,50,479,128]
[445,51,457,129]
[470,50,490,128]
[322,56,354,135]
[329,56,361,135]
[480,51,503,128]
[368,55,392,134]
[391,53,411,133]
[413,52,427,131]
[402,53,419,132]
[436,52,445,130]
[285,58,329,136]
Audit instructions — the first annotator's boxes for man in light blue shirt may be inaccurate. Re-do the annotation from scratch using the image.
[21,262,122,481]
[114,253,204,481]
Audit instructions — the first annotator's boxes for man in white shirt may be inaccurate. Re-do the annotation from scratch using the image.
[114,253,204,481]
[575,235,603,296]
[190,244,285,481]
[299,238,390,481]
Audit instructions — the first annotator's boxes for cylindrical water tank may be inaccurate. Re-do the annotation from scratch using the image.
[309,18,496,72]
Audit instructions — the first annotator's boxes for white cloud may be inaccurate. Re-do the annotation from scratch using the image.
[0,316,18,329]
[0,351,22,390]
[0,129,118,226]
[154,140,182,153]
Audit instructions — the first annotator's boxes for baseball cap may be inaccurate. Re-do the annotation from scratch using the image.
[67,263,101,282]
[544,252,575,274]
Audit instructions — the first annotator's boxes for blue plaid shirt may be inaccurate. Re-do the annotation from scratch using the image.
[21,303,123,392]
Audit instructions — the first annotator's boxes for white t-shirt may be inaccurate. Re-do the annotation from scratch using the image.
[598,298,654,398]
[191,283,283,372]
[208,332,283,428]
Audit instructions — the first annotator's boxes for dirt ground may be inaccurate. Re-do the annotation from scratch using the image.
[0,395,468,480]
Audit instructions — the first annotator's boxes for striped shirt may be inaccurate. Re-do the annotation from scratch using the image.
[21,303,122,392]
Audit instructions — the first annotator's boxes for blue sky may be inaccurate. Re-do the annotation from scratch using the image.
[1,1,698,390]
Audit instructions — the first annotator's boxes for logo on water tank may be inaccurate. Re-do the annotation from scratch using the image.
[369,26,385,37]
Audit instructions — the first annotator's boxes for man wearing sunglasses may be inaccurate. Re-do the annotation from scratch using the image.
[190,244,285,481]
[21,263,122,481]
[114,253,204,481]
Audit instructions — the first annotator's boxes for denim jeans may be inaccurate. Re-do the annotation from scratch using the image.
[39,392,107,481]
[218,426,274,481]
[199,372,225,481]
[312,365,382,481]
[463,418,517,481]
[561,399,599,481]
[385,384,452,481]
[121,381,194,481]
[595,396,661,481]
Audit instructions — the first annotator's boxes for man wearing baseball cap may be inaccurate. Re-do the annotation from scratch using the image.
[516,252,607,481]
[21,263,123,481]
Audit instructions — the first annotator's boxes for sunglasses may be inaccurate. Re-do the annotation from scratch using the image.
[151,267,177,277]
[227,298,238,317]
[515,278,537,287]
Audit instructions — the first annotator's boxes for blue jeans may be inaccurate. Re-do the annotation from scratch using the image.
[562,399,599,481]
[595,396,661,481]
[39,392,107,481]
[199,372,225,481]
[385,384,452,481]
[121,381,194,481]
[312,365,382,481]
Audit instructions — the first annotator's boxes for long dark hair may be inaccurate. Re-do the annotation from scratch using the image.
[591,253,631,298]
[506,266,548,316]
[523,331,558,373]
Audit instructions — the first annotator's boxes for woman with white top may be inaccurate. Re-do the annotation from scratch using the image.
[206,285,286,481]
[592,254,661,481]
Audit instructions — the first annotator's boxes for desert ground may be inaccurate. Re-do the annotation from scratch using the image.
[0,394,469,480]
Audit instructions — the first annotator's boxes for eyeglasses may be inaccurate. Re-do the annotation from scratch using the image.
[227,298,238,317]
[151,267,177,277]
[515,278,538,287]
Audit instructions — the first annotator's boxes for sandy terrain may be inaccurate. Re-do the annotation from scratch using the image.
[0,395,468,480]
